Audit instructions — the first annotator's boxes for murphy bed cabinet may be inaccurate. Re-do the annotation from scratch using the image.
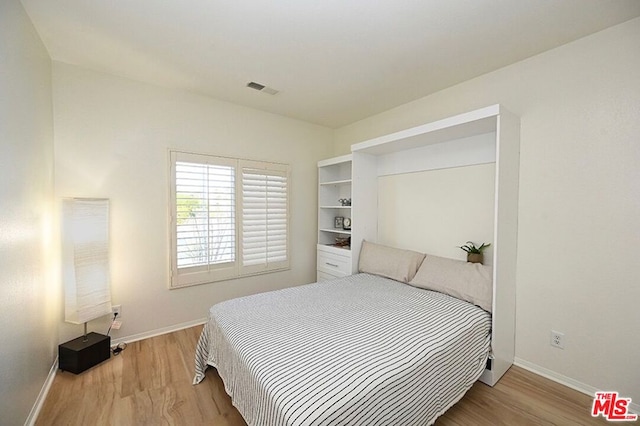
[317,104,520,386]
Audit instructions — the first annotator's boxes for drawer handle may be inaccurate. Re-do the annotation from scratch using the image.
[325,262,339,268]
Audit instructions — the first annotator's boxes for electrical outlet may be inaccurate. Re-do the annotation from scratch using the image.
[551,330,565,349]
[112,304,122,318]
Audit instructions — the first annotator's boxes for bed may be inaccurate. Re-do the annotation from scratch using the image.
[193,270,492,426]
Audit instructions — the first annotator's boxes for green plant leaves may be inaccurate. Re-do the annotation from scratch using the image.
[458,241,491,254]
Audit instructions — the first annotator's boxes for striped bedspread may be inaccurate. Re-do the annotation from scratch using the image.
[194,273,491,426]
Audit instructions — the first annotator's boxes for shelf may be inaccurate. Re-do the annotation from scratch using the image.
[320,205,351,209]
[318,154,352,168]
[320,179,352,186]
[319,228,352,235]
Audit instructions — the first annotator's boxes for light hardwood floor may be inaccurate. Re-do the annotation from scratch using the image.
[36,325,609,425]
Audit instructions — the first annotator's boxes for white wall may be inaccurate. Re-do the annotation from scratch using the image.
[335,18,640,403]
[378,163,495,264]
[53,62,334,343]
[0,1,56,425]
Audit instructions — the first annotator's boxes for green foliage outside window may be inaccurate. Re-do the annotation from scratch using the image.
[176,193,201,225]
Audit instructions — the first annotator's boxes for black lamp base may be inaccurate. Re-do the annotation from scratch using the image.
[58,332,111,374]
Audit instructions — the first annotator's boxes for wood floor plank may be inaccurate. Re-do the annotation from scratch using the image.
[36,325,610,425]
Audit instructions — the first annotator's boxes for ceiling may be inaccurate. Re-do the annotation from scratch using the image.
[19,0,640,128]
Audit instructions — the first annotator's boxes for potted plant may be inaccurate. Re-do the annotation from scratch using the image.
[459,241,491,264]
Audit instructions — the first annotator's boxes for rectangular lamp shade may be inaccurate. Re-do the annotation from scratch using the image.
[62,198,112,324]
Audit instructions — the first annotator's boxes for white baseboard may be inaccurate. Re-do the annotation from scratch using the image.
[25,356,58,426]
[514,358,639,415]
[110,317,207,346]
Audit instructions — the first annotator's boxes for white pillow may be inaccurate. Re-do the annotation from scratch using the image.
[409,254,493,312]
[358,241,426,283]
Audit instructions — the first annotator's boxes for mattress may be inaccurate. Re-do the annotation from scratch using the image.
[194,273,491,426]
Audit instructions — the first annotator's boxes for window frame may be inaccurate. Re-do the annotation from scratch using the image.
[169,150,290,289]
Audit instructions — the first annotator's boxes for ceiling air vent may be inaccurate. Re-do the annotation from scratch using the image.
[246,81,279,95]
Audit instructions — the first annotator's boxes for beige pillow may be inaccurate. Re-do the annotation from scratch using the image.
[409,254,493,312]
[358,240,426,283]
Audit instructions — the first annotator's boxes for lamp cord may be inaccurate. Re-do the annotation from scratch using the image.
[106,312,127,355]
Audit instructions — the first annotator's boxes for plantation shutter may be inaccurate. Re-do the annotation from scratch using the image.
[171,152,238,287]
[240,160,290,275]
[170,152,290,288]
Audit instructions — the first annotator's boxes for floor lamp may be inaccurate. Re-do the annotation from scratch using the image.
[58,198,113,374]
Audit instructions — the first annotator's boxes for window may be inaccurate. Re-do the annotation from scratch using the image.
[169,151,290,288]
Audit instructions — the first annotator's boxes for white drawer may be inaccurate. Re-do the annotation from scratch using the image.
[317,248,351,276]
[317,270,342,282]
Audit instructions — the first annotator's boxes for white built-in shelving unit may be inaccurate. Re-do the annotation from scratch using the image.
[317,155,353,281]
